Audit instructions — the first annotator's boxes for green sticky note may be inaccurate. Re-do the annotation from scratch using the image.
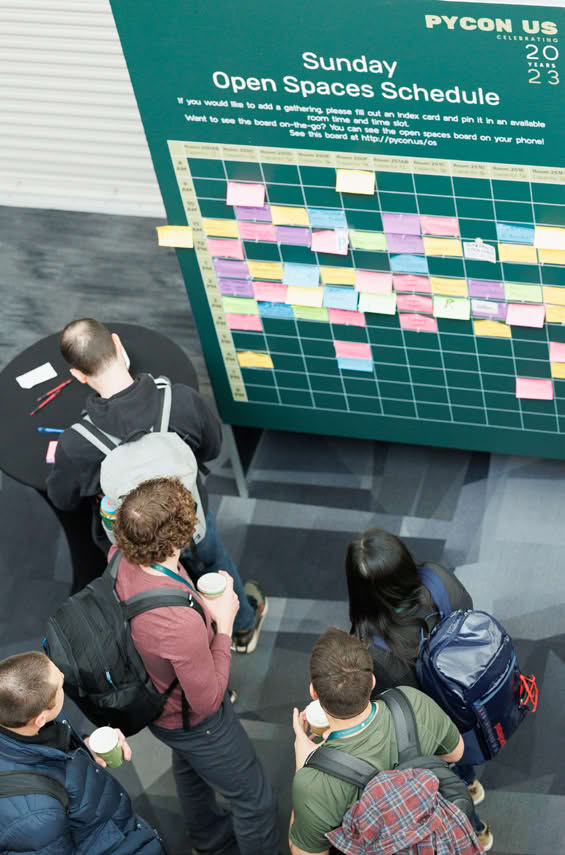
[292,305,329,322]
[349,230,387,251]
[358,293,397,315]
[504,283,543,303]
[433,296,471,320]
[222,297,259,315]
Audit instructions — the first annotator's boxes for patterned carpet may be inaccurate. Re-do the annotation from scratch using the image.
[1,207,563,854]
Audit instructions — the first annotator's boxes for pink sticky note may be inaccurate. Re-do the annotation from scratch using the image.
[226,182,265,208]
[225,313,263,332]
[238,222,277,242]
[549,341,565,362]
[311,229,349,255]
[420,215,460,237]
[253,281,287,302]
[399,313,438,333]
[393,274,432,293]
[328,309,366,327]
[505,303,545,328]
[208,238,244,260]
[334,340,371,359]
[355,270,393,294]
[397,294,433,314]
[46,440,58,463]
[516,377,554,400]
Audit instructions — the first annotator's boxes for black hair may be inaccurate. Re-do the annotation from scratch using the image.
[345,529,432,664]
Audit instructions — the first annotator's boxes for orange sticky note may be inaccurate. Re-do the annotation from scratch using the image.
[516,377,553,400]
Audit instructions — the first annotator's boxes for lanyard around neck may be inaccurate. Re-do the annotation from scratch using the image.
[150,562,198,596]
[326,702,378,741]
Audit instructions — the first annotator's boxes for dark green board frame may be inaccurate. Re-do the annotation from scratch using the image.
[109,0,565,458]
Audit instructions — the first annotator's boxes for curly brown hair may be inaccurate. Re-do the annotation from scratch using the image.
[113,477,197,565]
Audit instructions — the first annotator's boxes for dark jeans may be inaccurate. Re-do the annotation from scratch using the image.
[150,694,279,855]
[454,762,483,833]
[184,510,255,634]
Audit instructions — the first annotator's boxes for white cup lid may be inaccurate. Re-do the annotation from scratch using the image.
[197,572,226,595]
[88,726,118,754]
[306,700,329,728]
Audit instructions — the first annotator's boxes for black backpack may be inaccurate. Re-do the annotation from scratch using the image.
[305,687,473,821]
[0,772,68,811]
[43,550,205,736]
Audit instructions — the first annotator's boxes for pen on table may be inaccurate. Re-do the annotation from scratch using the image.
[29,390,62,416]
[36,378,72,401]
[37,427,65,433]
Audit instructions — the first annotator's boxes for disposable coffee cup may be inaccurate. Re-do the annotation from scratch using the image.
[197,572,227,599]
[88,726,123,768]
[305,700,329,737]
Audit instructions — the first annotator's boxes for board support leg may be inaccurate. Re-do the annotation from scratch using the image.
[223,423,249,499]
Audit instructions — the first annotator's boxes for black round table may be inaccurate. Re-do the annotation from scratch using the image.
[0,323,199,591]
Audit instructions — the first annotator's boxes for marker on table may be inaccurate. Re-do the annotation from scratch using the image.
[37,427,64,433]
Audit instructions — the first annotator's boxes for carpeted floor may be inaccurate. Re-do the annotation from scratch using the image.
[1,206,563,855]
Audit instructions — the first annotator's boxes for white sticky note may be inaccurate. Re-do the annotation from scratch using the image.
[16,362,57,389]
[463,240,496,263]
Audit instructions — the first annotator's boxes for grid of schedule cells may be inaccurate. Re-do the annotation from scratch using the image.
[170,142,565,436]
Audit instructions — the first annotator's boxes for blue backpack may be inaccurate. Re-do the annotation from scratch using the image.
[372,567,538,764]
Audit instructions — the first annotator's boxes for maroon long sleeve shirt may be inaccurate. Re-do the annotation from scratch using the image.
[113,549,232,729]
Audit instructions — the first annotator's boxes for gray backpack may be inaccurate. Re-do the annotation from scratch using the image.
[71,375,206,544]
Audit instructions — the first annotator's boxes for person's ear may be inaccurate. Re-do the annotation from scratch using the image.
[371,674,376,690]
[70,368,88,385]
[112,333,127,367]
[32,710,48,731]
[309,682,318,700]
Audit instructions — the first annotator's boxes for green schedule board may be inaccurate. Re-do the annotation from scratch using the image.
[109,0,565,457]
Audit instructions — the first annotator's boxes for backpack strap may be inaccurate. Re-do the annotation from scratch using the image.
[304,746,377,789]
[153,376,172,433]
[418,566,451,619]
[70,416,120,456]
[0,771,69,811]
[378,688,421,764]
[123,588,206,624]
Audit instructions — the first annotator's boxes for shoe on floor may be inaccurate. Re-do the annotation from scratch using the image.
[468,778,485,806]
[228,688,238,704]
[477,822,493,852]
[231,581,268,654]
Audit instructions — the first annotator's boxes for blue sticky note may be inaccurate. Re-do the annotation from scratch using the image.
[283,262,320,288]
[258,301,295,319]
[323,286,359,311]
[337,356,373,372]
[390,254,429,274]
[308,208,348,229]
[496,222,535,245]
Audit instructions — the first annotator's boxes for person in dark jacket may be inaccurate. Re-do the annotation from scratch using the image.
[344,529,492,851]
[0,650,163,855]
[46,318,266,652]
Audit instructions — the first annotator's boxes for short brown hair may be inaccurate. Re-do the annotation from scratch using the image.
[310,628,373,719]
[60,318,117,376]
[113,477,197,565]
[0,652,58,728]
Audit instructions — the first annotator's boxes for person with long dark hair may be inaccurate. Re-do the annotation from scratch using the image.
[345,528,493,850]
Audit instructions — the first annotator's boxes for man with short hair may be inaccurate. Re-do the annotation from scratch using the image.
[0,650,163,854]
[46,318,266,653]
[111,476,279,855]
[288,628,493,855]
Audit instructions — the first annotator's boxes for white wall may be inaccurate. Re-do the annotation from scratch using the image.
[0,0,165,217]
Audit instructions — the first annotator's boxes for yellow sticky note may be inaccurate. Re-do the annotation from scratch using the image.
[336,169,375,195]
[247,261,283,280]
[237,351,274,369]
[202,218,240,239]
[286,286,324,307]
[543,286,565,307]
[156,225,193,248]
[320,266,356,286]
[535,225,565,250]
[423,237,463,257]
[431,277,467,297]
[497,243,537,264]
[546,304,565,323]
[473,319,512,338]
[551,362,565,379]
[270,205,310,227]
[538,248,565,265]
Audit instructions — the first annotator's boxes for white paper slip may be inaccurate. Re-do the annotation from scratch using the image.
[16,362,57,389]
[463,239,496,263]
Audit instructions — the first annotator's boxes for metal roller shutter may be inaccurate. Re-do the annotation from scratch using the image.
[0,0,165,216]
